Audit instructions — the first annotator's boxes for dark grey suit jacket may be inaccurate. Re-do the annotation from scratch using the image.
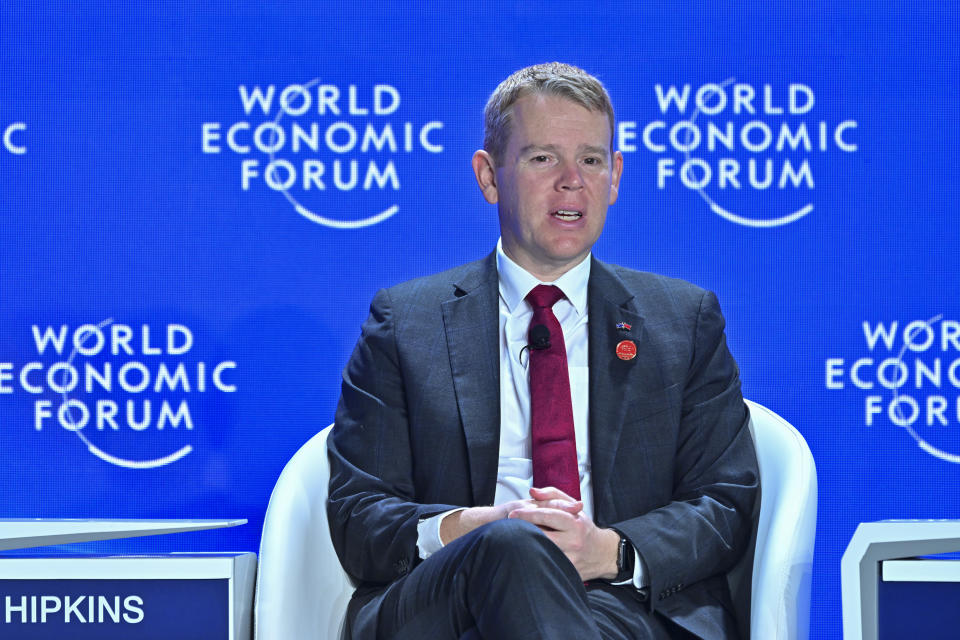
[327,253,759,639]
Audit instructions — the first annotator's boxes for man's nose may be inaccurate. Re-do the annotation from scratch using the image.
[555,161,583,190]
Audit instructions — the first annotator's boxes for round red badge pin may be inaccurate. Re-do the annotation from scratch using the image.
[616,340,637,361]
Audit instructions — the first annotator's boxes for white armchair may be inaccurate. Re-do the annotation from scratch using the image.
[254,399,817,639]
[728,399,817,640]
[254,426,353,640]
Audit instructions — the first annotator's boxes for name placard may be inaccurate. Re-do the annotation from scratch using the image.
[0,553,254,640]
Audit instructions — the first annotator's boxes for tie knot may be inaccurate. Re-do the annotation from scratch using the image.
[526,284,565,309]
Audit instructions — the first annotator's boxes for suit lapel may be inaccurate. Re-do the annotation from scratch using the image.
[441,253,501,506]
[440,255,667,513]
[588,258,661,524]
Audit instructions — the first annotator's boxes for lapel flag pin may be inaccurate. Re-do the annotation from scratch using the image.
[615,322,632,331]
[616,340,637,361]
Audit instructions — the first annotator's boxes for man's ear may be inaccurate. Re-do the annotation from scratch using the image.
[472,150,499,204]
[609,150,624,206]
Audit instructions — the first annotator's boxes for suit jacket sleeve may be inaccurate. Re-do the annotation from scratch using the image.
[616,289,758,612]
[326,287,461,585]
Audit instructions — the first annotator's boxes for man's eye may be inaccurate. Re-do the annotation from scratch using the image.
[532,155,550,163]
[583,157,601,166]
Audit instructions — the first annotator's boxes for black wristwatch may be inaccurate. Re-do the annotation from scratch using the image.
[609,530,635,583]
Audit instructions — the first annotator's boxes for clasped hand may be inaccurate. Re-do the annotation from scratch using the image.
[441,487,620,582]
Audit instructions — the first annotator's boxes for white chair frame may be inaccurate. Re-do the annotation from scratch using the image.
[254,399,816,639]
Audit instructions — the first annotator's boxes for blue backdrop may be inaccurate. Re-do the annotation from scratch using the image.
[2,3,958,637]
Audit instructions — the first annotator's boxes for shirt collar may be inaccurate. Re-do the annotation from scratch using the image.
[496,238,591,316]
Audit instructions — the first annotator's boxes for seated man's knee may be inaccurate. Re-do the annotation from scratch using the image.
[461,519,581,592]
[472,518,549,557]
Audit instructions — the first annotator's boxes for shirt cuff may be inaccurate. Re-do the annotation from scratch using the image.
[416,508,466,560]
[611,546,648,590]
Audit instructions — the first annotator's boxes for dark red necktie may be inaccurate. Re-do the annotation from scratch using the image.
[526,285,581,500]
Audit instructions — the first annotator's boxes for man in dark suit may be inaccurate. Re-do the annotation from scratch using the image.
[327,63,759,639]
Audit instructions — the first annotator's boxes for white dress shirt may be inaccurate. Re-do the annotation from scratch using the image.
[416,240,644,588]
[494,239,593,516]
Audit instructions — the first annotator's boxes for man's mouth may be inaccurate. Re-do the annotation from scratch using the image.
[552,209,583,221]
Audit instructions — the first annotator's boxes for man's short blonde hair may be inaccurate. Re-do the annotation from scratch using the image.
[483,62,615,163]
